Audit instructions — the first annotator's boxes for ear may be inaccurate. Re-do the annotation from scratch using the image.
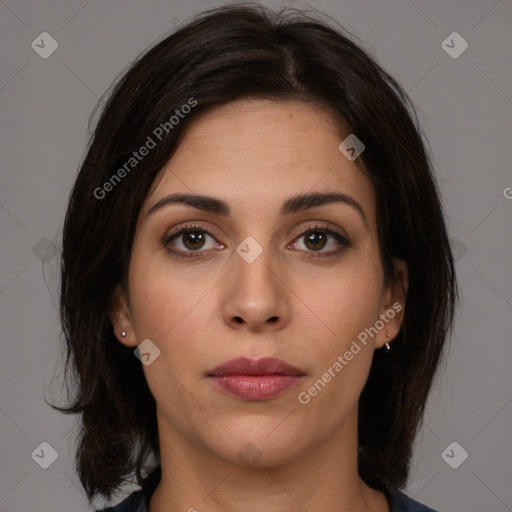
[109,284,137,347]
[375,259,408,349]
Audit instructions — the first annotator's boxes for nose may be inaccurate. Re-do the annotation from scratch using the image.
[222,244,291,333]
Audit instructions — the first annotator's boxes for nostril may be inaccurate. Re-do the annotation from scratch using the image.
[234,317,244,324]
[268,316,278,323]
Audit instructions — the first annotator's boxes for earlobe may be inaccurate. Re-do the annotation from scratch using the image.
[109,284,137,347]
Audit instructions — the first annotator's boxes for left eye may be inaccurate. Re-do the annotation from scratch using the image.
[290,228,349,255]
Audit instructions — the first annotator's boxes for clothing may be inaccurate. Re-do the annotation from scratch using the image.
[96,466,438,512]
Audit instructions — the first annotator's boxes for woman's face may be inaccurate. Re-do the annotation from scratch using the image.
[111,99,406,467]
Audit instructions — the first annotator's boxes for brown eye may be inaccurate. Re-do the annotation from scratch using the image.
[180,230,207,250]
[303,231,328,251]
[290,226,350,258]
[163,224,224,259]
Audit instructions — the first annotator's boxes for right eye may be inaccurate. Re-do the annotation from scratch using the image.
[163,224,225,259]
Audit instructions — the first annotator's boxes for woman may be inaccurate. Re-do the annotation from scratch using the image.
[53,4,457,511]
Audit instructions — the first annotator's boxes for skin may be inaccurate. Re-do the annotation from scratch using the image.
[110,99,407,512]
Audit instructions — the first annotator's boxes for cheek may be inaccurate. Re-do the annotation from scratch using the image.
[127,250,219,368]
[298,350,373,439]
[127,258,214,421]
[302,254,383,341]
[295,252,383,403]
[128,243,192,333]
[296,282,379,426]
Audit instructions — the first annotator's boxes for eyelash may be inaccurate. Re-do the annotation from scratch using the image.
[162,222,351,260]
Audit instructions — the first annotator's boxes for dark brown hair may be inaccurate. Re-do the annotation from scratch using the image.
[50,2,458,504]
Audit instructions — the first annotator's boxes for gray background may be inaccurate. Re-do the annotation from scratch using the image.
[0,0,511,511]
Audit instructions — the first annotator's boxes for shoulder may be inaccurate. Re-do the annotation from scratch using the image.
[390,489,439,512]
[95,489,147,512]
[95,466,161,512]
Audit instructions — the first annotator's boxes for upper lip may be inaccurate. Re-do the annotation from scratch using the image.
[208,357,305,377]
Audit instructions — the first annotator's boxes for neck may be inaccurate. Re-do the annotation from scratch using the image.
[149,409,389,512]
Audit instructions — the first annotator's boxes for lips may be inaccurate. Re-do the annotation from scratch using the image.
[207,357,305,401]
[208,357,304,377]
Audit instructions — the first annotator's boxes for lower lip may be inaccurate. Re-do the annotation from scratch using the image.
[208,375,303,401]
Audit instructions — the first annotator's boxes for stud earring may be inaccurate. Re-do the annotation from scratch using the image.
[384,332,391,352]
[121,331,126,338]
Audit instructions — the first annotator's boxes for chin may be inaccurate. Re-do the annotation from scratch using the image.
[206,424,308,468]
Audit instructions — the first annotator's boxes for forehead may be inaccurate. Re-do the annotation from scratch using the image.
[144,99,376,224]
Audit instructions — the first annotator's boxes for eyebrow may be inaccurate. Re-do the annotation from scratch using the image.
[147,191,368,227]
